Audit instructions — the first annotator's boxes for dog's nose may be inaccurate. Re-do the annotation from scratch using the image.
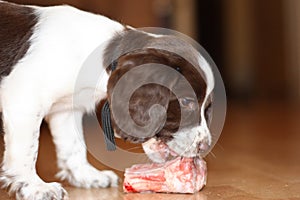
[197,139,210,154]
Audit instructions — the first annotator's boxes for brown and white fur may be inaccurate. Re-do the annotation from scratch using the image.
[0,1,214,200]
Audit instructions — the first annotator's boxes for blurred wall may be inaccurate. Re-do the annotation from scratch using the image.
[223,0,287,100]
[197,0,299,104]
[285,0,300,103]
[8,0,160,27]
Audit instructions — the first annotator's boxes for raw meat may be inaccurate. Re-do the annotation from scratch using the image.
[142,138,178,163]
[123,157,207,194]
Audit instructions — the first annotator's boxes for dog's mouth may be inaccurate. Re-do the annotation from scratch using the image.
[142,138,179,163]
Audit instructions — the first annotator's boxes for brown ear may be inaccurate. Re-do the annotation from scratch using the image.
[107,83,173,143]
[129,84,171,127]
[105,48,206,143]
[106,49,179,143]
[106,48,185,94]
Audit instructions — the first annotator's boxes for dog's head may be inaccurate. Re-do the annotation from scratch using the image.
[103,29,214,160]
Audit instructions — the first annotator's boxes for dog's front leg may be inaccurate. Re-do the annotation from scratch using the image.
[0,108,67,200]
[47,110,118,188]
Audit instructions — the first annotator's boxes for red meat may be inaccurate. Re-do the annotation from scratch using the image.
[123,157,207,194]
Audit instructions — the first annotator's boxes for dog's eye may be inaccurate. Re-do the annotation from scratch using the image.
[175,66,182,73]
[179,97,196,109]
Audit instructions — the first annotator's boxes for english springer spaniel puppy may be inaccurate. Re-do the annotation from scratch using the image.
[0,1,214,200]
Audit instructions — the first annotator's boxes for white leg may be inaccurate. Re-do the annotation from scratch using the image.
[0,108,67,200]
[47,111,119,188]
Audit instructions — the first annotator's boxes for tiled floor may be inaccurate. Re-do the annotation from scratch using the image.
[0,103,299,200]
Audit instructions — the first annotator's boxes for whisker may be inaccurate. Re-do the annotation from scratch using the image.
[216,143,225,151]
[209,150,217,158]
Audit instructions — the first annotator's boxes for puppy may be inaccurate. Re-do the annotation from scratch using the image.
[0,1,214,200]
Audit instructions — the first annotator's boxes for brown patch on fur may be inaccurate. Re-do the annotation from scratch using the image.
[106,48,206,143]
[0,2,37,79]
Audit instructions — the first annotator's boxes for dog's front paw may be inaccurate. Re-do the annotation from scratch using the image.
[57,164,119,188]
[16,182,68,200]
